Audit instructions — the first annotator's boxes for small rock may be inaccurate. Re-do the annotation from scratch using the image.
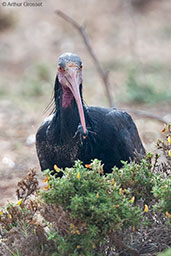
[26,134,36,146]
[2,156,15,168]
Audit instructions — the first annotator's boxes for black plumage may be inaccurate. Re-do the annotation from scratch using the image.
[36,53,145,176]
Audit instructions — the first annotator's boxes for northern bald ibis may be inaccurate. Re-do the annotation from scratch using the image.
[36,53,145,176]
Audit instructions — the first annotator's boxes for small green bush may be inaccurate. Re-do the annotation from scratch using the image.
[111,153,157,200]
[158,248,171,256]
[153,177,171,214]
[125,70,171,103]
[41,160,142,256]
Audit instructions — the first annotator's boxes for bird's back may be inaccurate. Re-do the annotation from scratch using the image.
[36,106,145,174]
[83,106,145,171]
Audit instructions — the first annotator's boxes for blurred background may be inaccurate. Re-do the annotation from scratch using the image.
[0,0,171,205]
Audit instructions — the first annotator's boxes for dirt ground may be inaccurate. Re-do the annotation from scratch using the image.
[0,0,171,206]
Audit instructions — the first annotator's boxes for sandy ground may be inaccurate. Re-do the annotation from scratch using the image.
[0,0,171,206]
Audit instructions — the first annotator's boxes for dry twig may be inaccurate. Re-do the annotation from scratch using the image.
[16,169,39,202]
[125,109,168,124]
[109,232,140,256]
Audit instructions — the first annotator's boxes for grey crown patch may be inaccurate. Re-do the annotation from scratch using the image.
[58,52,82,68]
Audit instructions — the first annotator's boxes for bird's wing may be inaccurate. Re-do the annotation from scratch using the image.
[107,109,145,159]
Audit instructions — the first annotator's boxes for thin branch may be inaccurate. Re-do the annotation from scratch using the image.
[126,109,168,124]
[55,10,113,107]
[110,232,140,256]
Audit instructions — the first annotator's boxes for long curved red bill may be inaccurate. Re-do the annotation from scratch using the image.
[66,68,87,139]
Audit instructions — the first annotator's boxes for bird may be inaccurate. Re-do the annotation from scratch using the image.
[36,52,145,176]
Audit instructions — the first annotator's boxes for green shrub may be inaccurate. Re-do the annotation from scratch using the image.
[111,153,157,200]
[153,177,171,214]
[158,248,171,256]
[41,160,142,256]
[125,70,171,103]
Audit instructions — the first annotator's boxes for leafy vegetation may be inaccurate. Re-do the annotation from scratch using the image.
[41,160,142,256]
[125,69,171,104]
[158,248,171,256]
[0,125,170,255]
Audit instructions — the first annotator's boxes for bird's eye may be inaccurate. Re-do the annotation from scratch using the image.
[58,66,64,72]
[80,64,83,69]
